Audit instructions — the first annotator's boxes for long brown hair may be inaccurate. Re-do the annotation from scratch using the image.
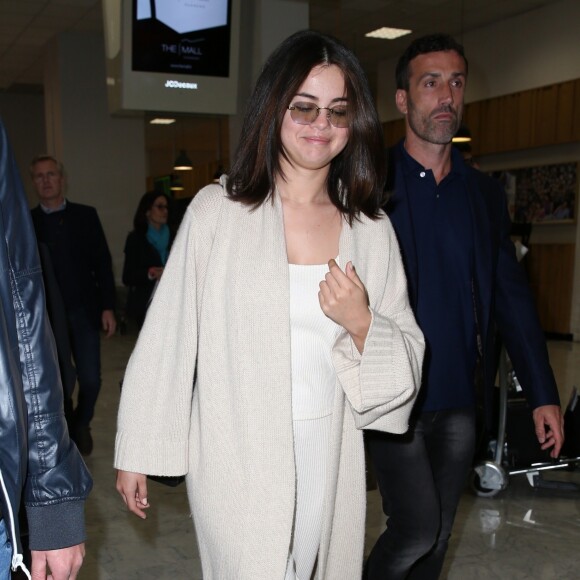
[226,30,386,223]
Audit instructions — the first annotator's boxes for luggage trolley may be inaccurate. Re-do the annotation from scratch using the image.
[470,221,580,497]
[471,347,580,497]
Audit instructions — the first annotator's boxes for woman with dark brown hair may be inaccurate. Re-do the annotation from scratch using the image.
[115,30,424,580]
[122,191,172,329]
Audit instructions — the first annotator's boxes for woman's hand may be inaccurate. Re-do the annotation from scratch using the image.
[116,470,150,519]
[319,260,371,353]
[147,266,164,280]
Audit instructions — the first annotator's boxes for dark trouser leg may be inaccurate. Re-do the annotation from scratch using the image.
[408,408,476,580]
[365,407,476,580]
[67,308,101,426]
[365,419,440,580]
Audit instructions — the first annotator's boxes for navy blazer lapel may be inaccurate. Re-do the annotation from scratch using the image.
[385,146,419,310]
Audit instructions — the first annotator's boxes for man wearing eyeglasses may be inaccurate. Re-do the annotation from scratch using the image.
[30,154,117,457]
[364,34,563,580]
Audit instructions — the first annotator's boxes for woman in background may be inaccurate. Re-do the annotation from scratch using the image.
[115,30,424,580]
[122,191,172,329]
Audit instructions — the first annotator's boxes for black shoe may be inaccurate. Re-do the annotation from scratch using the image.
[73,424,93,456]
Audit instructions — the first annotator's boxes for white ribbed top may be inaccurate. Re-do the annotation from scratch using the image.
[289,262,341,420]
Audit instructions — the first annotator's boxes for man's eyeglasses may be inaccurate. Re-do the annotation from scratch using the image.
[33,172,59,182]
[287,102,349,128]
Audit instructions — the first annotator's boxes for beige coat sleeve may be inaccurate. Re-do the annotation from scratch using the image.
[115,188,221,475]
[332,220,424,434]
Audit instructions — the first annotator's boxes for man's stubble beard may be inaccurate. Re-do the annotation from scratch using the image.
[406,97,462,145]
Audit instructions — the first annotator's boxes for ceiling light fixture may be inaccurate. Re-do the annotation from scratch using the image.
[173,149,193,171]
[452,125,472,143]
[150,118,176,125]
[365,27,412,40]
[170,173,184,191]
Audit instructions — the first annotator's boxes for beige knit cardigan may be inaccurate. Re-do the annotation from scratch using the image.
[115,183,424,579]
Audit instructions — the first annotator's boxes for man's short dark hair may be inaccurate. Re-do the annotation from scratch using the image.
[395,34,468,91]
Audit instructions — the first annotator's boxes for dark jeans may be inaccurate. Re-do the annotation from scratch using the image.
[67,308,101,426]
[365,407,477,580]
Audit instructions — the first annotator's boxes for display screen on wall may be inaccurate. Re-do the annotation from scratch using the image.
[132,0,231,77]
[105,0,240,115]
[490,162,577,224]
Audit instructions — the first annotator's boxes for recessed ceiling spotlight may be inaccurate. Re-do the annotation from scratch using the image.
[149,118,176,125]
[365,27,412,40]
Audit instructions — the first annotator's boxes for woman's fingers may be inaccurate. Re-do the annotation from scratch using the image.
[116,470,150,519]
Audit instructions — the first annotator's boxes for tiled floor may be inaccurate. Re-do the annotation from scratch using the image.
[78,333,580,579]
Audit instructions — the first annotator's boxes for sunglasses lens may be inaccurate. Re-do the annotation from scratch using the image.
[289,102,349,128]
[290,103,316,125]
[330,108,348,128]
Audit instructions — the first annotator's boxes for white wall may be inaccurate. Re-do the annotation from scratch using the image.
[43,31,147,284]
[258,0,309,74]
[377,0,580,122]
[229,0,308,155]
[0,93,46,204]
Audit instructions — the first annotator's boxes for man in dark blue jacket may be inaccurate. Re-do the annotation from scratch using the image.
[0,118,92,579]
[30,155,117,455]
[365,34,564,580]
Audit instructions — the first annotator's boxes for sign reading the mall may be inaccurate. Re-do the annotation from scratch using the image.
[132,0,231,77]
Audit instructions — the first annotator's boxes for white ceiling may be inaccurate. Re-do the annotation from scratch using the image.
[0,0,103,91]
[309,0,556,88]
[0,0,557,94]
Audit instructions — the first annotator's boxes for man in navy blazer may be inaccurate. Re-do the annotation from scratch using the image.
[31,155,117,456]
[365,34,564,580]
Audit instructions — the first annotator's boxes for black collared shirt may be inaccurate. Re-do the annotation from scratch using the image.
[398,143,478,411]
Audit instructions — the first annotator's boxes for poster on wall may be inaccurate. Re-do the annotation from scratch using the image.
[132,0,231,77]
[490,162,577,224]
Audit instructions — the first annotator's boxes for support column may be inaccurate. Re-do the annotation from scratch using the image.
[229,0,309,155]
[42,31,147,283]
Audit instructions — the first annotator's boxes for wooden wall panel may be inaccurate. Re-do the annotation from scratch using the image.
[526,243,575,335]
[556,81,576,143]
[462,100,482,155]
[534,84,559,146]
[516,90,535,150]
[384,117,405,147]
[573,79,580,141]
[498,93,519,152]
[381,77,580,156]
[480,97,501,153]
